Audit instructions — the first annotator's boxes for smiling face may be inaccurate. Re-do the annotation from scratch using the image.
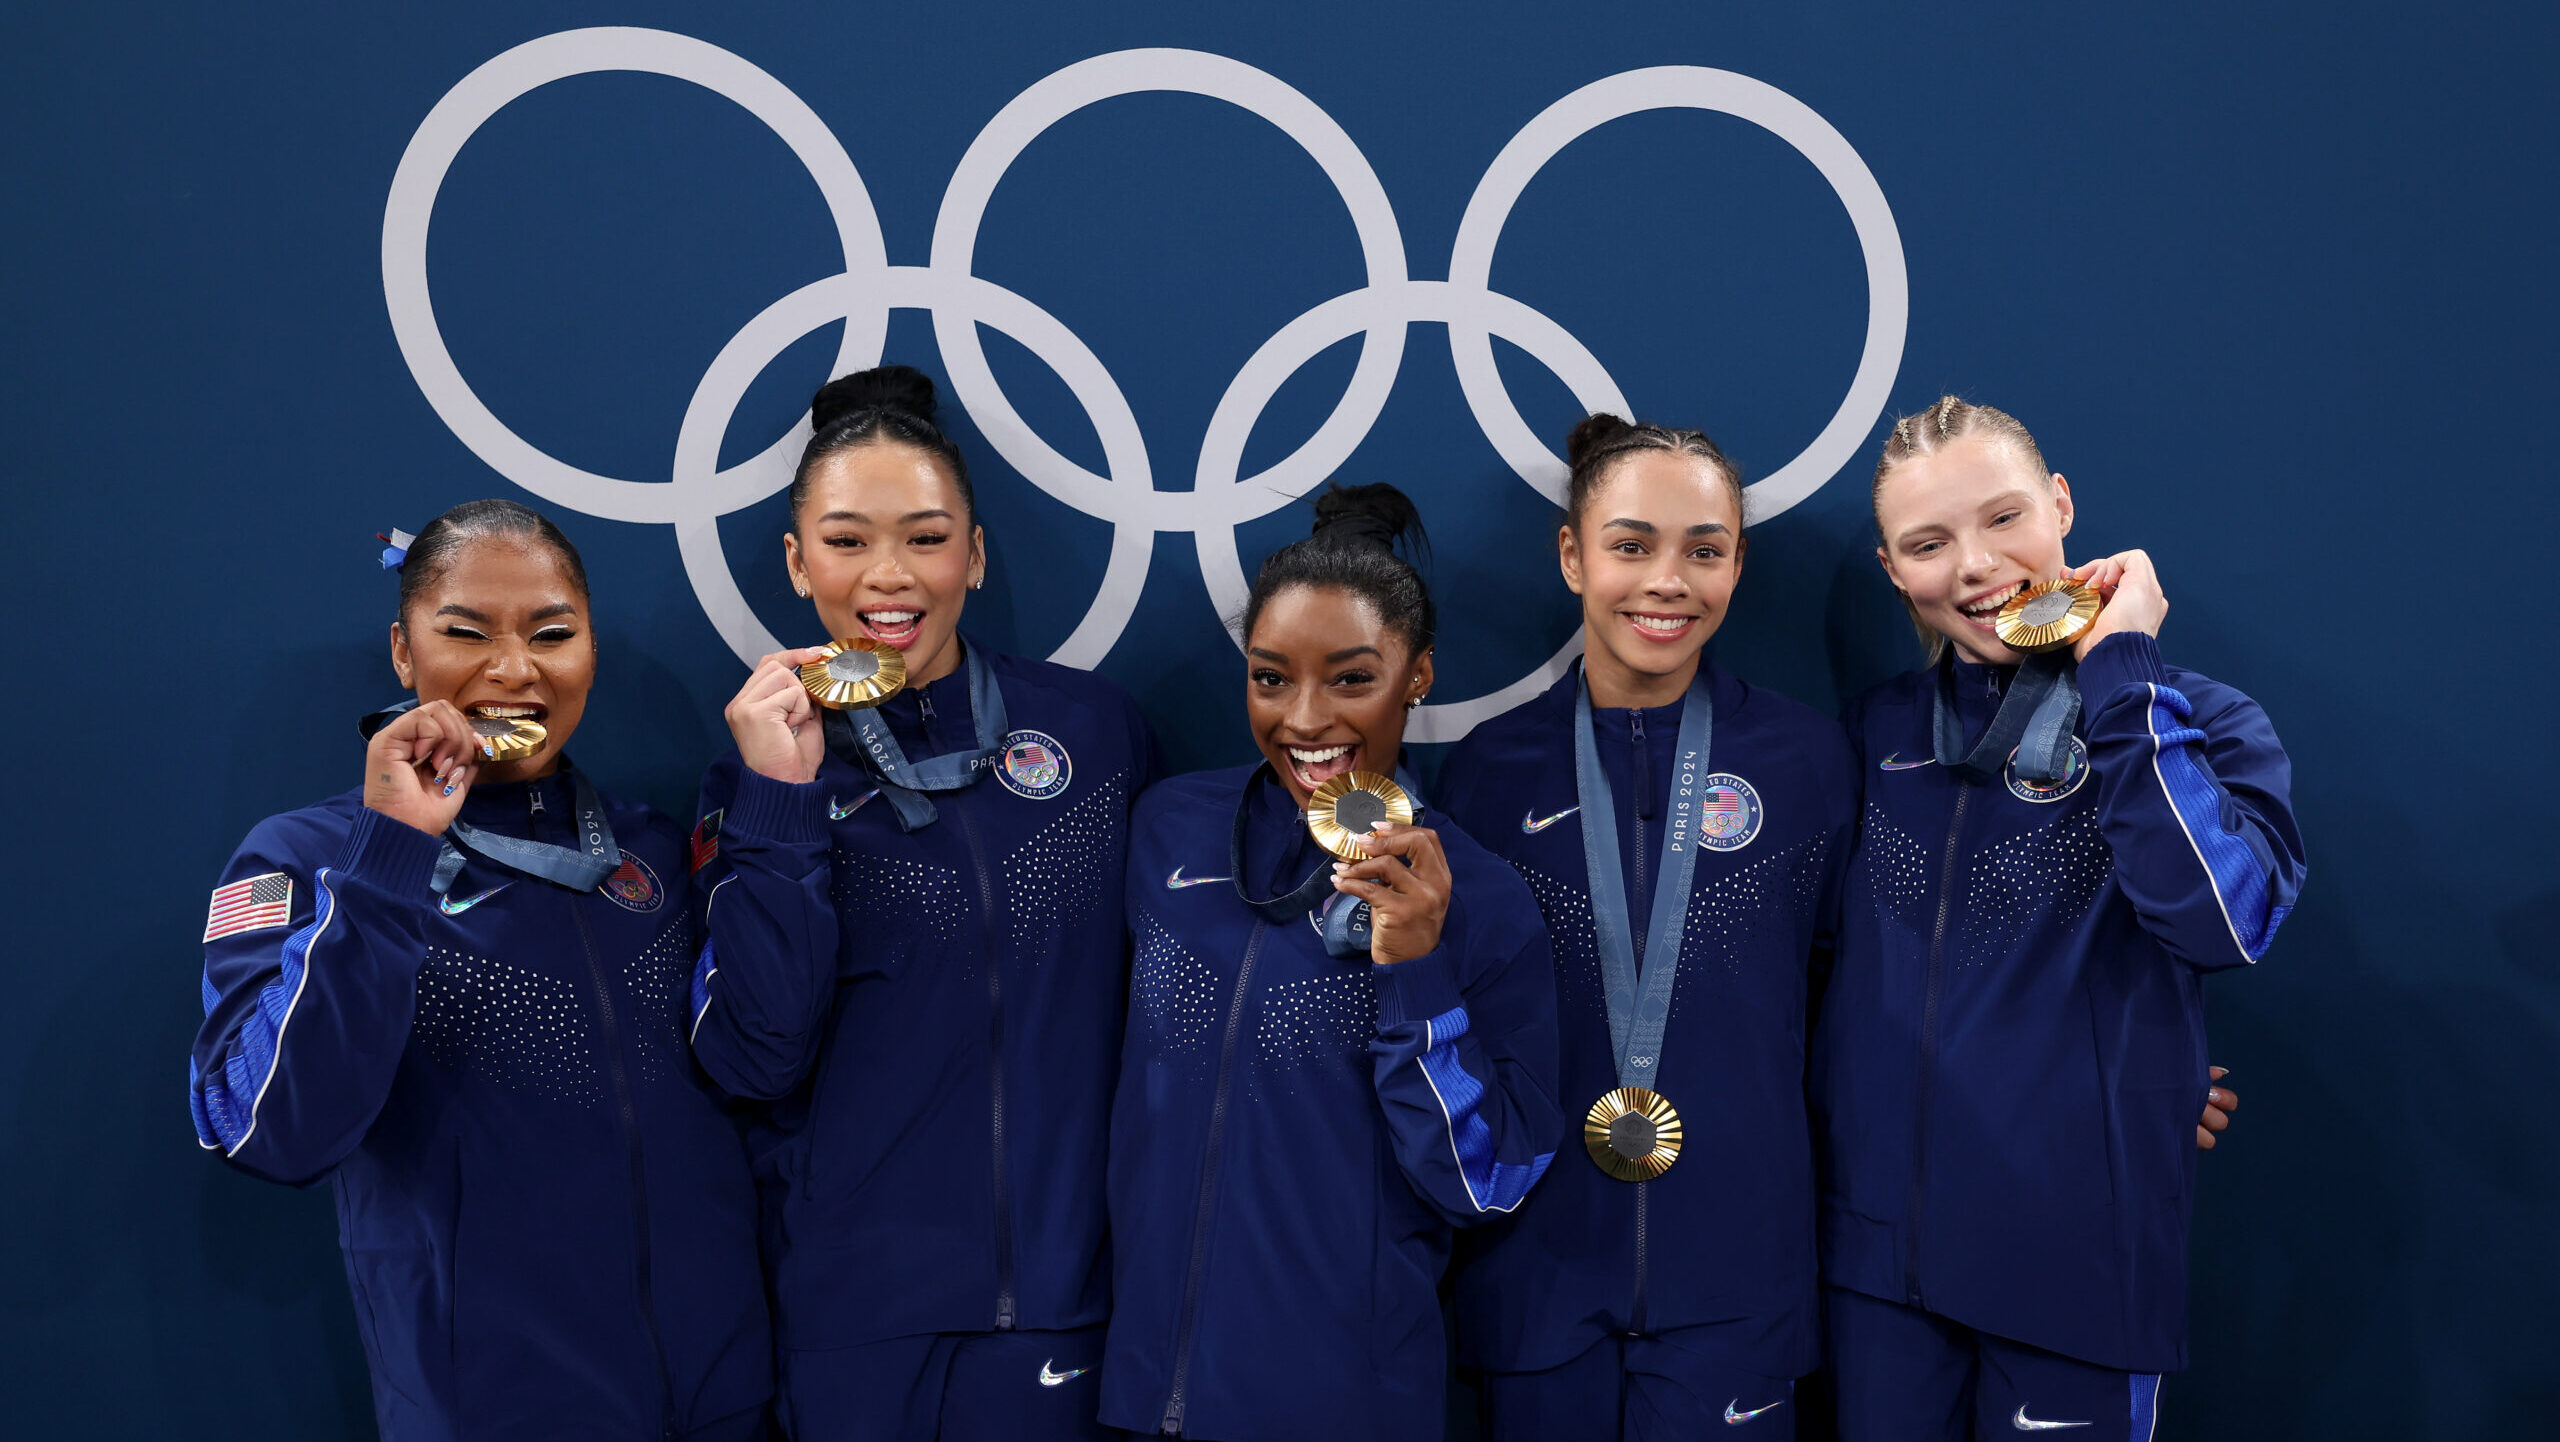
[390,536,594,783]
[1873,433,2075,665]
[1561,448,1746,708]
[785,442,985,688]
[1245,584,1433,808]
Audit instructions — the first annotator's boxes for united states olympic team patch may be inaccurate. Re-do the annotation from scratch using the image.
[994,729,1072,800]
[1697,773,1764,852]
[605,854,664,913]
[2005,737,2093,804]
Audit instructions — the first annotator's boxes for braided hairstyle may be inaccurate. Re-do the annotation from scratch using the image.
[1870,396,2054,663]
[1870,395,2050,525]
[787,364,976,528]
[396,499,590,622]
[1242,482,1435,657]
[1562,412,1743,527]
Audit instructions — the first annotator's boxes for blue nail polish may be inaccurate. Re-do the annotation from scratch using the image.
[441,780,456,797]
[481,741,495,758]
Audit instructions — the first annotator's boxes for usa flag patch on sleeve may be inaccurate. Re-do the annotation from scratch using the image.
[204,873,294,942]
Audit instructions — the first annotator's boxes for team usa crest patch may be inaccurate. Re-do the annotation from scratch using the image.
[1697,773,1764,852]
[605,854,664,913]
[994,729,1071,800]
[205,872,293,941]
[2005,737,2092,804]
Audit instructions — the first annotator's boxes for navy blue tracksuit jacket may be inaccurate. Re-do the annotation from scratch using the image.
[1815,633,2307,1373]
[1439,662,1859,1378]
[1101,765,1564,1442]
[686,651,1151,1403]
[189,775,771,1441]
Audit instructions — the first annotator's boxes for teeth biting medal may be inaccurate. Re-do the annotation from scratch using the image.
[1994,577,2101,653]
[469,713,547,761]
[1305,770,1415,861]
[798,636,908,710]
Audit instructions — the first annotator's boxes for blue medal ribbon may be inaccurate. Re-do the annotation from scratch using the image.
[820,643,1009,831]
[1574,667,1713,1094]
[434,763,621,895]
[1931,651,2080,784]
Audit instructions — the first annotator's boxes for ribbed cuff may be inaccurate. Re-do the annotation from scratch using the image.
[2078,631,2168,699]
[342,805,446,897]
[725,767,828,847]
[1373,947,1463,1028]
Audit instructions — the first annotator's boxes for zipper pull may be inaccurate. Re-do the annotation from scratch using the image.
[528,787,545,815]
[1630,710,1644,741]
[919,691,938,719]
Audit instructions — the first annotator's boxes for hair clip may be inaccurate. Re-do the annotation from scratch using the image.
[377,528,415,571]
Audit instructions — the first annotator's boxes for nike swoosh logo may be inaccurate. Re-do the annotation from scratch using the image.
[437,884,510,916]
[1521,805,1580,834]
[1725,1397,1787,1424]
[1037,1361,1088,1387]
[1165,866,1229,889]
[829,790,877,820]
[1877,753,1938,771]
[2013,1407,2092,1431]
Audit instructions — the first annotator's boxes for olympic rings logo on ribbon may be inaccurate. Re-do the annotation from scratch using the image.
[382,27,1905,742]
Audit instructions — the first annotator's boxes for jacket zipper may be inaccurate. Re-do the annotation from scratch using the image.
[541,791,678,1435]
[1626,708,1652,1335]
[1905,781,1972,1309]
[938,689,1020,1332]
[1160,921,1270,1436]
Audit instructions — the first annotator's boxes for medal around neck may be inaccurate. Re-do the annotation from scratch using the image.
[1305,770,1415,861]
[468,714,547,762]
[1994,578,2101,654]
[798,637,908,710]
[1584,1086,1683,1181]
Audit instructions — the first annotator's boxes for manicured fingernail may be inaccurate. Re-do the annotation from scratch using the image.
[1332,862,1348,874]
[441,780,457,797]
[481,741,495,758]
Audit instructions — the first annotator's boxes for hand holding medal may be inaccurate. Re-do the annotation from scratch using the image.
[1323,773,1449,965]
[2059,548,2168,660]
[362,699,483,836]
[724,646,833,785]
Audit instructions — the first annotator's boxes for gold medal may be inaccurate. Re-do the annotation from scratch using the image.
[1305,770,1416,861]
[798,637,907,710]
[1994,578,2101,654]
[468,714,547,762]
[1584,1086,1682,1181]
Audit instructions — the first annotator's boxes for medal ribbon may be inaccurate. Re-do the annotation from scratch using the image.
[1574,667,1713,1094]
[821,643,1009,832]
[1229,763,1426,959]
[1931,651,2081,784]
[435,762,621,895]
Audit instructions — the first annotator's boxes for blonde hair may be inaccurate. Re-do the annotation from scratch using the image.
[1870,396,2052,665]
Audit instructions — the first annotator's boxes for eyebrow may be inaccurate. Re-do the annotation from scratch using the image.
[529,603,578,622]
[816,509,954,525]
[435,604,491,622]
[1685,522,1731,537]
[1602,518,1730,537]
[1327,645,1382,663]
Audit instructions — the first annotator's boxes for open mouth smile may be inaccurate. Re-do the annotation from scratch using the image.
[858,608,924,648]
[1284,742,1359,792]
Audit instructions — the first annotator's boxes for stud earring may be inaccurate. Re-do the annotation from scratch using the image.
[970,578,985,591]
[795,584,809,598]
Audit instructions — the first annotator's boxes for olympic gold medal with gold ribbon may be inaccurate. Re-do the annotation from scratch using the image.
[1994,578,2102,654]
[1305,770,1416,861]
[1584,1086,1683,1181]
[798,636,907,710]
[467,714,547,762]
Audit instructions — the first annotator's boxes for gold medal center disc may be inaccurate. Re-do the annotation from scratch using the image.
[798,637,908,710]
[467,714,547,762]
[1584,1086,1683,1181]
[1993,578,2101,654]
[1305,770,1416,861]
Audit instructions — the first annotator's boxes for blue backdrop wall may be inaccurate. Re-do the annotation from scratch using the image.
[6,2,2555,1435]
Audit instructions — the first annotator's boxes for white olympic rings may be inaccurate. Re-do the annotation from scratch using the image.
[381,26,1905,742]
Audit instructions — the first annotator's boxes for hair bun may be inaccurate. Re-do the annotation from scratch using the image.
[1309,481,1426,556]
[1565,412,1635,468]
[811,364,939,432]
